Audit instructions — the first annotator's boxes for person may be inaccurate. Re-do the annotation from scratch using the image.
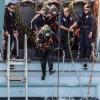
[60,7,75,59]
[31,8,56,80]
[3,2,19,60]
[38,5,59,80]
[37,25,56,80]
[70,4,95,59]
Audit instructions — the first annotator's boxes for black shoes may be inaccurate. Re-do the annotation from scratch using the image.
[49,70,56,75]
[41,75,45,80]
[41,70,56,80]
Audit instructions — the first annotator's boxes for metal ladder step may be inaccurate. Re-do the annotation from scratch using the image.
[10,59,25,62]
[9,76,26,82]
[9,61,25,65]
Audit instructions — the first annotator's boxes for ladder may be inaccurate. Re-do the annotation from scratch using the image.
[7,34,28,100]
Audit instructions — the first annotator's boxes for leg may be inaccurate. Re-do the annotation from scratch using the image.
[79,32,85,59]
[85,37,92,58]
[61,34,70,59]
[47,50,55,75]
[40,50,47,76]
[47,50,53,72]
[64,44,70,59]
[3,35,8,60]
[11,36,17,57]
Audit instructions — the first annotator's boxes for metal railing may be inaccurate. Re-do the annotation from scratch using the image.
[7,34,28,100]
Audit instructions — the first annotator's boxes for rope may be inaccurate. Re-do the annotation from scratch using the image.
[56,12,61,100]
[50,12,61,100]
[68,30,83,98]
[86,0,98,98]
[86,58,96,100]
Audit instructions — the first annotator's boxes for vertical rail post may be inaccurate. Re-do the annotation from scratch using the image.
[7,34,10,100]
[24,34,28,100]
[16,36,19,57]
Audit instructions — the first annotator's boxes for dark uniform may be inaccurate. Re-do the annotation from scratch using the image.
[31,14,55,80]
[78,12,94,58]
[36,25,56,80]
[60,14,74,58]
[31,14,46,31]
[31,13,46,56]
[3,8,17,60]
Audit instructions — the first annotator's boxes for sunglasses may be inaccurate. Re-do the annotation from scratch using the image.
[10,7,15,9]
[84,9,89,11]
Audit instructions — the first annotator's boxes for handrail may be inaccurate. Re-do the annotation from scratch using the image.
[24,34,28,100]
[16,35,19,57]
[7,34,28,100]
[7,34,10,100]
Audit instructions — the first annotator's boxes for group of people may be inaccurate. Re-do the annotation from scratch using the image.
[3,2,96,80]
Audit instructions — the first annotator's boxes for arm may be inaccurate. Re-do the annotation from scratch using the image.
[13,13,19,37]
[4,10,9,36]
[88,16,94,38]
[31,14,40,31]
[60,25,69,31]
[69,21,77,31]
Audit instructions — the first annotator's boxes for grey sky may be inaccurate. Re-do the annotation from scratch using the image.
[5,0,18,5]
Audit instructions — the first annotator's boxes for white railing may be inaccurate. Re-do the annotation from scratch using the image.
[7,34,10,100]
[24,34,28,100]
[7,34,28,100]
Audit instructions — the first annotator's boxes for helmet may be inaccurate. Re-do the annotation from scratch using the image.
[41,25,52,37]
[49,5,58,15]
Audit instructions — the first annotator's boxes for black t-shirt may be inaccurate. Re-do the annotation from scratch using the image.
[78,12,94,32]
[60,14,74,34]
[4,8,17,34]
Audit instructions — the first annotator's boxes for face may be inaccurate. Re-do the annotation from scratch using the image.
[84,8,89,14]
[41,10,46,16]
[84,4,90,14]
[64,8,70,17]
[8,5,15,13]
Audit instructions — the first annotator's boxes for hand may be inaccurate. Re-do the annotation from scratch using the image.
[88,32,92,38]
[4,31,9,37]
[14,30,19,37]
[69,26,74,32]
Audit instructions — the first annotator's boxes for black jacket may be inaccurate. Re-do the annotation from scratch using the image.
[4,8,17,34]
[78,12,94,33]
[31,14,46,31]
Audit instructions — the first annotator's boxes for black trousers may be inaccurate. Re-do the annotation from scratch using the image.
[3,34,17,60]
[60,33,70,58]
[79,29,92,59]
[40,50,53,76]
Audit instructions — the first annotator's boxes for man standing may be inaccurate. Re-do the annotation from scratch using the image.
[31,8,56,80]
[39,5,58,80]
[60,7,74,59]
[70,4,95,59]
[3,2,19,60]
[37,25,56,80]
[77,4,94,59]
